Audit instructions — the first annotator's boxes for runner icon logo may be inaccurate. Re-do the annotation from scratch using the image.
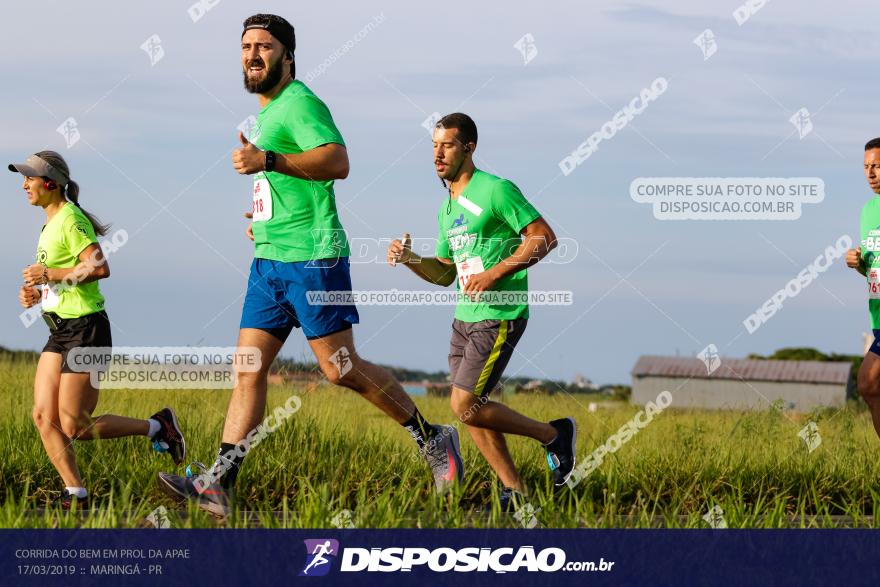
[300,539,340,577]
[330,347,353,378]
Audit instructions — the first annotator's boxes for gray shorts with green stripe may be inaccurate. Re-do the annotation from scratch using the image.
[448,318,528,397]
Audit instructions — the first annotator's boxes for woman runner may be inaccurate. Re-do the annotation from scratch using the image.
[10,150,185,510]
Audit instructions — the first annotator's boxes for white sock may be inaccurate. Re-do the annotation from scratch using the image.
[147,418,160,438]
[65,486,87,498]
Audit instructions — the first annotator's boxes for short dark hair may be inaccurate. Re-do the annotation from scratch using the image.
[436,113,478,147]
[866,138,880,151]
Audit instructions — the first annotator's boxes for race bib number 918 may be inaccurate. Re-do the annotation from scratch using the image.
[252,175,272,222]
[869,268,880,299]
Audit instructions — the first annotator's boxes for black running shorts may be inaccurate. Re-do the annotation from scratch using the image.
[42,310,112,374]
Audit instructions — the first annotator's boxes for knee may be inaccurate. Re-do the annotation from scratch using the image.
[59,414,90,439]
[320,355,362,390]
[235,367,268,390]
[321,363,343,387]
[451,393,479,421]
[858,376,880,403]
[32,406,57,434]
[858,370,880,402]
[321,364,359,390]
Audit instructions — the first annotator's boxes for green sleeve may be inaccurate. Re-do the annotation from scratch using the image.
[435,208,450,259]
[491,179,541,232]
[63,214,98,258]
[288,95,345,152]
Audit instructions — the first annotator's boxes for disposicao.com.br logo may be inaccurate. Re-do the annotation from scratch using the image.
[301,540,614,575]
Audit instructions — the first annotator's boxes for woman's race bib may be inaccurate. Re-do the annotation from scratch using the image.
[41,282,60,309]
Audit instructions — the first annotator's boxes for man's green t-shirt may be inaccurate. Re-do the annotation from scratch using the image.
[249,80,350,262]
[435,169,541,322]
[861,196,880,328]
[36,203,105,319]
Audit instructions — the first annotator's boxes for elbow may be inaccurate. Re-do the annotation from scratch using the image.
[544,227,558,253]
[333,147,350,180]
[336,159,350,180]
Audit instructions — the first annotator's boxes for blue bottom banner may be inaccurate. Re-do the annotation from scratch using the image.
[2,529,878,586]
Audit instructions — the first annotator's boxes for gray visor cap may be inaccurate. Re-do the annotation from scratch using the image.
[7,154,69,185]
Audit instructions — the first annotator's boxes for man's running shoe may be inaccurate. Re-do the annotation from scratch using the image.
[423,424,464,493]
[54,489,89,511]
[150,408,186,466]
[156,471,230,518]
[545,417,577,486]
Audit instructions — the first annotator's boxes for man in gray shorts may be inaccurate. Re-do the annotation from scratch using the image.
[388,113,576,509]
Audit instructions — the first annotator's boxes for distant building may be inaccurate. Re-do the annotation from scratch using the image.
[631,355,850,411]
[573,374,599,391]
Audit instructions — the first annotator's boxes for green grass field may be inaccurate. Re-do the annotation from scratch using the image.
[3,357,880,529]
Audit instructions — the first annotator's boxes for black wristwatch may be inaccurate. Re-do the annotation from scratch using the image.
[264,150,276,172]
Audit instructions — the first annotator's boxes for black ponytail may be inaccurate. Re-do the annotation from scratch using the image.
[64,180,109,236]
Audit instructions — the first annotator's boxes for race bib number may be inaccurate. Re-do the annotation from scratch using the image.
[41,283,60,309]
[252,176,272,222]
[456,256,485,289]
[869,268,880,299]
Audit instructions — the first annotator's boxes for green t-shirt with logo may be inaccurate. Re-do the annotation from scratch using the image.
[435,169,541,322]
[249,80,350,262]
[36,203,105,319]
[861,196,880,328]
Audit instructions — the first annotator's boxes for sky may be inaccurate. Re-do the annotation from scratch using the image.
[0,0,877,386]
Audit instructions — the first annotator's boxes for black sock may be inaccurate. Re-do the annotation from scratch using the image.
[402,408,437,449]
[212,442,245,491]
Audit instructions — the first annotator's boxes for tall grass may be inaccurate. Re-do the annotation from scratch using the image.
[2,358,879,528]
